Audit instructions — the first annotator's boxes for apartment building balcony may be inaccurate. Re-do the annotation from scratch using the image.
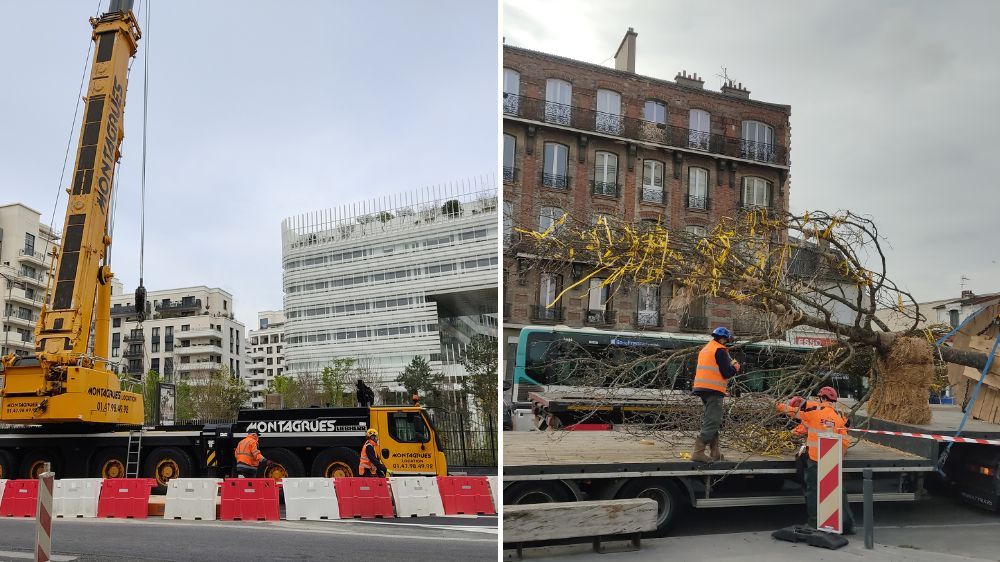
[16,271,47,288]
[530,304,564,324]
[539,171,571,190]
[591,181,620,198]
[634,311,662,328]
[686,195,710,211]
[5,338,34,351]
[503,166,520,184]
[174,344,223,356]
[505,95,788,167]
[178,328,221,340]
[584,308,616,326]
[18,249,49,267]
[123,346,143,359]
[641,186,665,204]
[110,303,151,317]
[680,314,708,332]
[5,313,37,328]
[6,291,45,308]
[123,332,144,344]
[176,361,221,373]
[155,299,202,314]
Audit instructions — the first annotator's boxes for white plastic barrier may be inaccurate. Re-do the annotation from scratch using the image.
[389,476,445,517]
[163,478,220,521]
[0,479,6,505]
[487,476,499,511]
[282,478,340,520]
[53,478,103,518]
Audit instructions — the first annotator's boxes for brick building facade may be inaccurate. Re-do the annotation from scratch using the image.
[502,30,792,345]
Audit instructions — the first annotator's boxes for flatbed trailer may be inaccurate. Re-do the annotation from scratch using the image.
[852,403,1000,511]
[503,430,933,536]
[0,406,448,487]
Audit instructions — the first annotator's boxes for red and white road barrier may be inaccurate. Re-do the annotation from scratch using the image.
[817,434,843,534]
[849,428,1000,446]
[35,471,54,562]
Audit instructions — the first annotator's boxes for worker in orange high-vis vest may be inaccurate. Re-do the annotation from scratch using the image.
[691,326,741,463]
[777,386,855,533]
[235,429,267,478]
[358,428,388,477]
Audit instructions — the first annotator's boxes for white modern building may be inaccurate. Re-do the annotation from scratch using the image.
[109,284,247,383]
[280,178,498,388]
[0,203,58,358]
[245,310,285,408]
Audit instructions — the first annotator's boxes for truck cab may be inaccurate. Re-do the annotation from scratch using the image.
[369,406,448,476]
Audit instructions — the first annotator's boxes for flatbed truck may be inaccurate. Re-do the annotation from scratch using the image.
[0,405,448,486]
[502,429,933,536]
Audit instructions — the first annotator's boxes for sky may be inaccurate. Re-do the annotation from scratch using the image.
[503,0,1000,304]
[0,0,498,330]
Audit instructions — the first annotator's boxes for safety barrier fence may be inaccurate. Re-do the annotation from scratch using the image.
[0,475,499,522]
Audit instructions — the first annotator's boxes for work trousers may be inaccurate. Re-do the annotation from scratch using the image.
[698,393,724,442]
[804,457,855,533]
[236,463,259,478]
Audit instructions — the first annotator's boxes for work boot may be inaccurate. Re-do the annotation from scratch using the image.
[709,435,726,461]
[691,437,712,463]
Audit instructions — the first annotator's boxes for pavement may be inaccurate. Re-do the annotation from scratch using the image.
[0,516,498,561]
[504,530,996,561]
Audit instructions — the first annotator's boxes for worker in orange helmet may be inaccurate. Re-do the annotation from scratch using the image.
[777,386,855,534]
[690,327,741,463]
[234,428,267,478]
[358,428,388,478]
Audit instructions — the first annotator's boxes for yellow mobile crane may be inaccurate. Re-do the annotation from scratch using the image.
[1,0,144,425]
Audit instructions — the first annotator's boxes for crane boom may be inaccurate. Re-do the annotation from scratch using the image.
[0,2,144,425]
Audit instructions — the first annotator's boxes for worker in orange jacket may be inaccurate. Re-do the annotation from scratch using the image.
[234,429,267,478]
[358,428,388,477]
[777,387,855,533]
[691,327,741,463]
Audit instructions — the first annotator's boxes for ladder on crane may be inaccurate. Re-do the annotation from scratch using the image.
[126,429,143,478]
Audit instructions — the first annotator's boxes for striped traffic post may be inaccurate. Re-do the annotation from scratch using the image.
[816,433,843,534]
[35,469,54,562]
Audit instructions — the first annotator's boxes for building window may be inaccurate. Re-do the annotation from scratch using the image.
[742,177,771,209]
[644,100,666,124]
[224,300,228,311]
[593,152,619,197]
[503,68,520,115]
[503,134,516,182]
[586,278,612,325]
[642,160,665,203]
[165,326,174,352]
[24,233,35,255]
[542,142,570,188]
[539,206,564,232]
[544,78,572,125]
[152,340,159,353]
[164,357,173,376]
[111,333,120,357]
[535,272,563,322]
[151,358,160,374]
[741,120,775,162]
[687,167,709,209]
[686,225,707,237]
[181,324,190,331]
[949,309,960,327]
[637,284,660,327]
[113,318,121,328]
[688,109,711,150]
[595,89,622,134]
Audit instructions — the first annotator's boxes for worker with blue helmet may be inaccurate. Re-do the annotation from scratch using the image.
[690,326,741,463]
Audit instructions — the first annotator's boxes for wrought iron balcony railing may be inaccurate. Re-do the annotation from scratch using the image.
[539,172,571,189]
[584,308,616,326]
[530,305,565,323]
[591,181,620,197]
[680,314,708,332]
[733,316,769,336]
[686,195,710,210]
[123,332,145,344]
[503,166,520,183]
[18,249,48,263]
[505,95,789,166]
[635,311,662,328]
[641,186,665,204]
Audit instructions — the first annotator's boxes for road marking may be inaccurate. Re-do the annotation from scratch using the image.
[0,550,76,561]
[875,522,1000,530]
[326,519,499,534]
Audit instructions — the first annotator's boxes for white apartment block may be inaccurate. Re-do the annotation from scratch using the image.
[281,178,499,388]
[109,285,246,383]
[0,203,58,358]
[245,310,285,408]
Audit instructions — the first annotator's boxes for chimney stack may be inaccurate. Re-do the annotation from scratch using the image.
[720,80,751,99]
[675,70,704,89]
[614,27,638,73]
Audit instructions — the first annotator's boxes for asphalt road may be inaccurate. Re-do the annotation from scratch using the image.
[0,517,498,562]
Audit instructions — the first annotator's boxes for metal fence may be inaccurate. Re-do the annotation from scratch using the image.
[432,410,497,468]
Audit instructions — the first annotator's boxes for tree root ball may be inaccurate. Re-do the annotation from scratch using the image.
[869,336,934,424]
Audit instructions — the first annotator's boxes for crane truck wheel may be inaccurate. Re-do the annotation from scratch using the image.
[19,450,62,479]
[90,448,128,479]
[143,447,194,488]
[261,448,304,481]
[311,447,360,478]
[616,478,684,537]
[503,481,572,505]
[0,450,15,480]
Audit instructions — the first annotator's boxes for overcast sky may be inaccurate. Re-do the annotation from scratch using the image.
[504,0,1000,304]
[0,0,497,329]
